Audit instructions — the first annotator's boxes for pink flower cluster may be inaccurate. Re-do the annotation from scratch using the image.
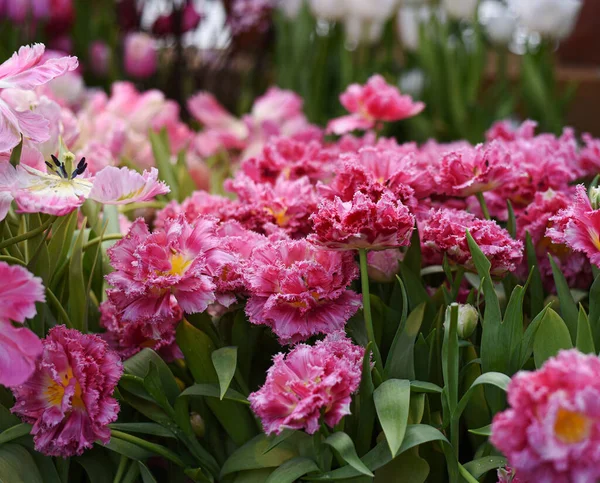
[12,326,122,457]
[491,350,600,482]
[244,239,362,344]
[249,332,364,435]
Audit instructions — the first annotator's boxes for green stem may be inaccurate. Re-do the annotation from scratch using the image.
[313,432,324,471]
[82,233,123,251]
[46,288,73,328]
[475,192,490,220]
[119,201,166,213]
[0,255,26,266]
[110,430,187,468]
[112,455,129,483]
[458,463,480,483]
[358,248,384,375]
[0,216,55,251]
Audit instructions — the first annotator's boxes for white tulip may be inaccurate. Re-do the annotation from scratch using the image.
[510,0,582,40]
[442,0,478,20]
[396,5,435,51]
[345,0,398,22]
[479,0,517,45]
[278,0,303,19]
[308,0,346,21]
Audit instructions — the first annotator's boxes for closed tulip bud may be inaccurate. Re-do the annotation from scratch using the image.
[123,32,157,79]
[457,304,479,339]
[589,187,600,210]
[190,412,206,438]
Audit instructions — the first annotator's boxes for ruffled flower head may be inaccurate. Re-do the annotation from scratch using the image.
[11,326,122,457]
[249,332,364,434]
[0,262,45,387]
[310,188,415,250]
[327,74,424,135]
[491,350,600,482]
[106,216,233,324]
[244,239,361,344]
[420,208,523,276]
[547,185,600,268]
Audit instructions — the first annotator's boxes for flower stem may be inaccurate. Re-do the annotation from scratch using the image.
[0,255,26,266]
[358,248,384,375]
[475,192,490,220]
[82,233,123,251]
[0,216,55,251]
[46,287,73,329]
[110,430,187,468]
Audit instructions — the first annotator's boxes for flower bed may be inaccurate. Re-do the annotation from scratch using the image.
[1,43,600,483]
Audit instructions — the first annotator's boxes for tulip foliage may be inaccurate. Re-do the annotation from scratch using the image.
[1,43,600,483]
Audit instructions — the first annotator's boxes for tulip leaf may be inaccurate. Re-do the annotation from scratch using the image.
[462,456,507,479]
[533,308,573,368]
[468,424,492,437]
[355,343,375,457]
[455,372,510,420]
[108,423,176,439]
[0,443,44,483]
[68,222,88,332]
[409,381,443,394]
[588,273,600,349]
[525,232,544,318]
[374,379,411,458]
[576,304,595,354]
[548,255,578,342]
[386,302,425,380]
[149,129,178,201]
[138,462,158,483]
[180,384,249,405]
[265,457,320,483]
[211,347,238,400]
[0,423,32,445]
[325,432,373,477]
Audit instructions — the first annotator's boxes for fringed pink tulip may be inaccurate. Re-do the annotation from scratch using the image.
[327,74,424,135]
[244,239,361,344]
[249,332,364,434]
[11,326,122,457]
[491,350,600,482]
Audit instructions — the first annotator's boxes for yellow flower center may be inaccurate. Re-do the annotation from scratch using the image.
[589,228,600,252]
[168,253,192,276]
[554,408,591,444]
[44,367,85,409]
[264,207,290,227]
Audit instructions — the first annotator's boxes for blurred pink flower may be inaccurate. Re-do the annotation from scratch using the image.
[0,262,45,387]
[249,331,364,434]
[123,33,157,79]
[106,216,233,323]
[491,350,600,482]
[0,43,77,151]
[88,166,169,205]
[547,184,600,268]
[327,74,424,135]
[310,188,415,250]
[245,239,361,344]
[420,208,523,276]
[11,326,122,457]
[367,249,403,282]
[89,41,111,77]
[578,133,600,176]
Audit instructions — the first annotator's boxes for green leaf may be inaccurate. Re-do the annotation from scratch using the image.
[503,285,526,374]
[374,447,429,483]
[442,305,459,413]
[533,308,573,368]
[143,362,174,414]
[123,349,180,406]
[138,462,158,483]
[385,303,425,380]
[0,443,44,483]
[180,384,249,404]
[149,129,178,201]
[211,347,238,400]
[519,304,550,368]
[548,255,578,342]
[576,304,595,354]
[462,456,507,479]
[75,449,114,483]
[68,224,88,332]
[176,150,197,202]
[176,320,256,445]
[102,437,154,461]
[9,138,23,166]
[265,457,320,483]
[28,451,61,483]
[525,232,544,318]
[373,379,410,458]
[108,423,176,439]
[506,200,516,239]
[262,430,296,455]
[325,432,373,477]
[220,434,307,477]
[455,372,510,419]
[409,381,443,394]
[0,424,31,445]
[588,273,600,349]
[468,424,491,437]
[403,226,422,275]
[355,343,375,457]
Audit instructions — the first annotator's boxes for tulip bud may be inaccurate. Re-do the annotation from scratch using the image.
[89,41,111,77]
[589,187,600,210]
[457,304,479,339]
[367,249,403,283]
[123,32,157,79]
[479,0,517,46]
[190,412,205,438]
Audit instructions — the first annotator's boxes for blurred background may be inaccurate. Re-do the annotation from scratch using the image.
[0,0,598,143]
